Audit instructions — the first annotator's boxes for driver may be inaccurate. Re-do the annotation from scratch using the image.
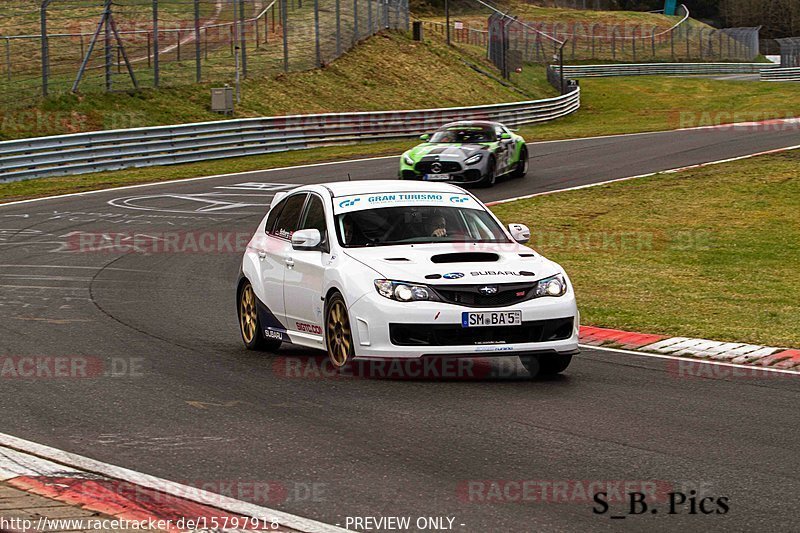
[429,214,447,238]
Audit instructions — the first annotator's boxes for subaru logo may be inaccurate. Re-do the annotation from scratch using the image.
[443,272,464,279]
[431,162,442,173]
[479,286,498,295]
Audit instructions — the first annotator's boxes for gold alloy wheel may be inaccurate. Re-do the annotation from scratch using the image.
[239,284,258,344]
[326,298,352,368]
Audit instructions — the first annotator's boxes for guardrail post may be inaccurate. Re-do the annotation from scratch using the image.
[651,26,656,58]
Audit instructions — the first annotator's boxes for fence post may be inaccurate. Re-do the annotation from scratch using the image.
[41,0,52,98]
[368,0,372,35]
[177,30,182,61]
[194,0,201,81]
[153,0,159,88]
[4,38,11,82]
[651,26,656,58]
[354,0,359,43]
[335,0,341,56]
[282,0,289,72]
[239,0,247,78]
[686,26,690,59]
[104,0,112,91]
[314,0,321,66]
[670,27,674,60]
[147,32,151,67]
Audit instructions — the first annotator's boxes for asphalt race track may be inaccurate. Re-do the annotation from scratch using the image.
[1,124,799,531]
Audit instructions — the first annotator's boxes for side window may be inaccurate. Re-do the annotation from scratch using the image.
[495,126,504,140]
[264,202,285,234]
[271,194,307,240]
[300,195,328,242]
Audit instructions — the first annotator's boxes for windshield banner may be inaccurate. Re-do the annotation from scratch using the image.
[333,192,484,214]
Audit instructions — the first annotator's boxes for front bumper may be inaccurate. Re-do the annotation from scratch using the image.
[400,168,484,184]
[348,291,580,359]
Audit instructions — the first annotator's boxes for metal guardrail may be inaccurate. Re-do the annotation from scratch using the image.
[551,62,779,78]
[0,89,580,183]
[760,67,800,81]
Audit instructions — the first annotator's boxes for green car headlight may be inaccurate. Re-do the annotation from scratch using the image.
[464,153,483,165]
[403,154,414,166]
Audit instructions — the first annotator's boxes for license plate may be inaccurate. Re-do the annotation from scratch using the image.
[462,311,522,328]
[424,173,451,181]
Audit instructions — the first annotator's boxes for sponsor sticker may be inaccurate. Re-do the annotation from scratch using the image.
[333,192,483,213]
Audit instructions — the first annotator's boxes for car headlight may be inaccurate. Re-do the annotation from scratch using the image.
[374,280,436,302]
[464,153,483,165]
[534,274,567,297]
[402,154,414,166]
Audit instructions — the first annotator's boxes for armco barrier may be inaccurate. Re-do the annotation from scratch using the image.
[550,62,779,78]
[0,89,580,183]
[760,67,800,81]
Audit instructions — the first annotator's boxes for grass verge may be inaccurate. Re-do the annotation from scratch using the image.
[522,74,800,140]
[490,150,800,348]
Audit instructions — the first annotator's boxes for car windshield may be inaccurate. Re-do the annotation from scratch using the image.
[429,126,494,144]
[335,205,510,248]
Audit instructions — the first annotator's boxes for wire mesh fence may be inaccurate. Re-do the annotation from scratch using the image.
[0,0,408,110]
[485,5,761,73]
[777,37,800,67]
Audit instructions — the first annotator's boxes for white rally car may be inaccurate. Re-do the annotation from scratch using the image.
[237,181,579,376]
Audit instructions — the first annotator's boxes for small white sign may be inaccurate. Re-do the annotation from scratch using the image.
[454,21,464,30]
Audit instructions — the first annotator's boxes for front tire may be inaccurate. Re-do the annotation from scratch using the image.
[325,292,354,369]
[520,354,572,377]
[238,281,281,352]
[477,157,497,187]
[511,146,528,179]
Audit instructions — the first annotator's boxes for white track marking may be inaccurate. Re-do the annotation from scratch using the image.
[581,344,799,376]
[0,433,348,533]
[0,155,399,208]
[0,446,81,480]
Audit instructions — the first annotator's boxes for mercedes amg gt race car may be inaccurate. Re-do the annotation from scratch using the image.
[399,121,529,187]
[236,181,578,377]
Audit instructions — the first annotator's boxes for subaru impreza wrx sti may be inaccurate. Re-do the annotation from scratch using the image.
[237,181,579,376]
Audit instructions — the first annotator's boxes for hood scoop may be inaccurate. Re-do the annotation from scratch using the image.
[431,252,499,264]
[383,257,411,262]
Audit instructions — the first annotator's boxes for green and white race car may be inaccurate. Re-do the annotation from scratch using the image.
[399,121,529,187]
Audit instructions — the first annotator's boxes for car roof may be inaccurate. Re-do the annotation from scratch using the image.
[300,180,469,198]
[439,121,501,129]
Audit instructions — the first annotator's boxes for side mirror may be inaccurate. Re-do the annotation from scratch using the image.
[508,223,530,244]
[500,132,512,140]
[292,229,322,250]
[419,134,430,141]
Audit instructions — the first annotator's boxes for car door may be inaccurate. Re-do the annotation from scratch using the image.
[495,125,514,174]
[282,193,329,346]
[255,192,307,336]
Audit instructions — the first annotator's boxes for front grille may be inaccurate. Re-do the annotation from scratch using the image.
[431,282,536,307]
[390,317,574,346]
[415,160,462,173]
